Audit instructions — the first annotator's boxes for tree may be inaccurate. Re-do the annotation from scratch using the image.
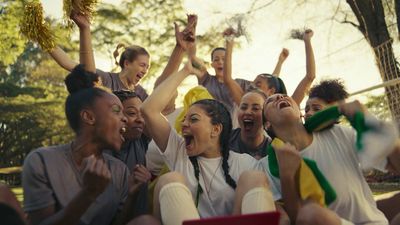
[344,0,400,126]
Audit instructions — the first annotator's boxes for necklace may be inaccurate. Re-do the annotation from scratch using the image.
[198,159,222,196]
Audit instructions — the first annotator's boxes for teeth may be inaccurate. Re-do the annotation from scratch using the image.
[121,127,126,133]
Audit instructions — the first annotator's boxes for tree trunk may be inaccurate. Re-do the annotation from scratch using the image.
[347,0,400,125]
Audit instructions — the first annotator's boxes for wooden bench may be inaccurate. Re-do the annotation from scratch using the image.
[0,166,22,186]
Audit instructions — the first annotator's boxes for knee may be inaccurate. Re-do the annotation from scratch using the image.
[237,170,269,189]
[296,202,323,225]
[154,172,186,193]
[127,215,161,225]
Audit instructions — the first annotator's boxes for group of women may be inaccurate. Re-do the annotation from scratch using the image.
[1,9,400,225]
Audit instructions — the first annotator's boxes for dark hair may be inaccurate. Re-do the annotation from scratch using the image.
[308,79,348,103]
[211,47,225,61]
[258,74,287,95]
[191,99,236,191]
[0,203,26,225]
[113,44,150,69]
[65,65,109,133]
[245,86,268,100]
[113,90,142,102]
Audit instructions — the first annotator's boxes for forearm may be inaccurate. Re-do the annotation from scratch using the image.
[35,190,95,225]
[272,61,284,77]
[280,175,302,222]
[48,46,78,72]
[112,191,140,225]
[154,45,185,87]
[224,41,243,105]
[304,39,315,82]
[142,69,188,116]
[79,27,96,73]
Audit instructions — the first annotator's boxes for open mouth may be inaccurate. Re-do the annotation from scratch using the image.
[120,127,126,142]
[277,100,291,109]
[183,134,194,149]
[242,119,254,131]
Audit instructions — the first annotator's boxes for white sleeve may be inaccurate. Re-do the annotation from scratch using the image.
[157,126,187,170]
[258,158,282,201]
[356,114,398,171]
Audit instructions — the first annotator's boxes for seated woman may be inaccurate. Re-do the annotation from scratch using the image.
[22,65,159,225]
[260,93,398,225]
[229,89,270,159]
[141,61,276,225]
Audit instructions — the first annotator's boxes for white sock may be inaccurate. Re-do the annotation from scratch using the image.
[241,187,276,214]
[159,182,200,225]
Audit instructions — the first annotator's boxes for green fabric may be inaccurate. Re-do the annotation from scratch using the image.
[267,144,337,206]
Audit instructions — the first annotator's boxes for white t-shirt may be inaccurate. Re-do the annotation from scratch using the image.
[259,125,389,225]
[146,108,182,175]
[159,127,259,218]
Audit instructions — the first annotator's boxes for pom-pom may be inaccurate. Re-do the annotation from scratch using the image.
[289,28,306,40]
[63,0,98,28]
[20,1,56,51]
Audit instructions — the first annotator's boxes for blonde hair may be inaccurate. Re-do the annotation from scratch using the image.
[113,44,150,69]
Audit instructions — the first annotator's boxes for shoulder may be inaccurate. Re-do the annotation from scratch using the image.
[199,72,213,85]
[25,144,69,163]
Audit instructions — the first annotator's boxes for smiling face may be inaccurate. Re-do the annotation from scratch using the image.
[181,105,221,157]
[253,75,275,97]
[263,94,301,127]
[238,92,265,137]
[304,97,329,120]
[91,93,127,151]
[121,97,145,140]
[124,54,150,85]
[211,49,225,78]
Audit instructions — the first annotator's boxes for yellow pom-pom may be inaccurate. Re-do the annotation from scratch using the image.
[20,1,56,51]
[63,0,98,28]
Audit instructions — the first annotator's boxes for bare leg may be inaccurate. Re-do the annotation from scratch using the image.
[153,172,199,225]
[296,202,343,225]
[232,170,275,215]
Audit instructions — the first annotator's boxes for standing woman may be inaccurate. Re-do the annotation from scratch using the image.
[22,65,159,225]
[260,93,399,225]
[141,62,276,225]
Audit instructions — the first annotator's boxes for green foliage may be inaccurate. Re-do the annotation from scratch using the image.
[0,0,26,67]
[364,94,392,121]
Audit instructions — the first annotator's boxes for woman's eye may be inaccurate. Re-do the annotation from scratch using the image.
[112,105,121,113]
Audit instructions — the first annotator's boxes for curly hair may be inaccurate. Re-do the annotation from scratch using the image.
[308,79,349,103]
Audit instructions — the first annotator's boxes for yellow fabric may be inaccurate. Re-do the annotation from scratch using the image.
[174,86,214,134]
[271,138,325,206]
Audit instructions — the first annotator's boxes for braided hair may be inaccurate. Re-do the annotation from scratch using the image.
[191,99,236,191]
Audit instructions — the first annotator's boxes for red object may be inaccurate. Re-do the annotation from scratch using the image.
[183,211,280,225]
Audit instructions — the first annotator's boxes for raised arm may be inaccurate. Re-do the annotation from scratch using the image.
[222,28,244,106]
[48,46,78,72]
[154,14,197,87]
[141,62,193,152]
[291,29,316,106]
[71,11,96,73]
[271,48,289,77]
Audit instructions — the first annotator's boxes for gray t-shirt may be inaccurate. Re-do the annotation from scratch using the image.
[199,73,251,113]
[96,69,148,101]
[229,128,271,159]
[23,143,129,225]
[104,135,151,215]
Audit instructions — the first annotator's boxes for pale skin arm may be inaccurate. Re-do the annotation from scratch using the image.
[154,14,197,87]
[222,28,244,106]
[141,62,194,152]
[272,48,289,77]
[47,12,95,73]
[291,29,316,106]
[27,156,111,225]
